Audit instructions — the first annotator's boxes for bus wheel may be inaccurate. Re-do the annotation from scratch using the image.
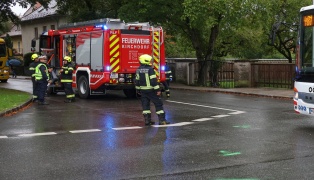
[123,89,136,98]
[78,76,90,99]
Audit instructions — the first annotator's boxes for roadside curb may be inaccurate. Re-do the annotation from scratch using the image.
[170,87,293,100]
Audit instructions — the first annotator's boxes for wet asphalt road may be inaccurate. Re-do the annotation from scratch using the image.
[1,78,314,180]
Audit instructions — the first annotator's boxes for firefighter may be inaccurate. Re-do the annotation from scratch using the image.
[29,53,40,102]
[59,56,75,103]
[162,61,173,98]
[34,55,51,105]
[135,54,170,125]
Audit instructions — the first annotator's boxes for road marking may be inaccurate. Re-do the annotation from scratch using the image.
[229,111,246,115]
[152,122,194,127]
[233,125,251,128]
[70,129,101,133]
[112,126,142,130]
[192,118,214,122]
[212,115,230,118]
[18,132,57,137]
[1,101,247,137]
[219,150,241,156]
[166,100,242,113]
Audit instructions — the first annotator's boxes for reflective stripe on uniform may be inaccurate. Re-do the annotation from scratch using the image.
[61,79,73,83]
[156,110,164,114]
[143,110,151,114]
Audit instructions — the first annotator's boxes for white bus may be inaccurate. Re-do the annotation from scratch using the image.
[294,4,314,115]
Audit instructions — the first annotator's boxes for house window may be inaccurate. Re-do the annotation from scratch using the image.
[34,27,38,39]
[43,26,47,33]
[51,25,55,30]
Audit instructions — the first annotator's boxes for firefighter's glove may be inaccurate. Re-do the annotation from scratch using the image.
[136,90,141,96]
[156,91,161,96]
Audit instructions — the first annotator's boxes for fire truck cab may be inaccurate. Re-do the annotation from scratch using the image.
[37,18,166,98]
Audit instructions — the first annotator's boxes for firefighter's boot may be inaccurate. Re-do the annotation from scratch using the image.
[64,98,73,103]
[158,113,170,125]
[144,113,154,126]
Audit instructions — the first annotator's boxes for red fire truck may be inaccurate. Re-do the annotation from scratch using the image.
[36,18,166,98]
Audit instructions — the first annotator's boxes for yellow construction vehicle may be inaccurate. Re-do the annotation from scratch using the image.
[0,38,13,82]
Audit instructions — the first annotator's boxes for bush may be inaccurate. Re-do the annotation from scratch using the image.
[24,52,39,67]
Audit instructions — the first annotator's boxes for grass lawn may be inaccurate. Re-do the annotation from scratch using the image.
[0,88,31,112]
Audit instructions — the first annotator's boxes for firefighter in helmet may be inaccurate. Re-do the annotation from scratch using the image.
[135,54,170,125]
[34,55,51,105]
[59,56,75,103]
[29,53,40,102]
[161,60,172,98]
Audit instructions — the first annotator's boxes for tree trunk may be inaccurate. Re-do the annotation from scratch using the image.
[197,23,220,86]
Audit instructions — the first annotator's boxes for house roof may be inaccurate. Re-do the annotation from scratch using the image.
[21,0,58,22]
[0,24,21,38]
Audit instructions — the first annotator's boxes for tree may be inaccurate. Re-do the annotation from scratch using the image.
[118,0,272,86]
[267,0,312,63]
[0,0,51,32]
[4,34,12,49]
[2,0,309,85]
[55,0,123,22]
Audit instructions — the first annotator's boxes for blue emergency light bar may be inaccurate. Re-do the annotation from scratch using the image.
[95,24,108,30]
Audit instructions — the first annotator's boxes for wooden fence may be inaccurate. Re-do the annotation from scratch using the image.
[251,63,295,89]
[183,60,295,89]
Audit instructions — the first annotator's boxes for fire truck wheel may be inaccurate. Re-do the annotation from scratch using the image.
[1,80,8,83]
[123,89,137,98]
[78,76,90,99]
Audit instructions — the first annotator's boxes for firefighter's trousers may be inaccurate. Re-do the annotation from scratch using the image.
[140,90,164,114]
[62,82,75,99]
[162,81,170,97]
[31,77,38,99]
[36,80,48,103]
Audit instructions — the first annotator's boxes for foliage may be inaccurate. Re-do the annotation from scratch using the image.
[266,0,312,63]
[1,0,312,85]
[55,0,122,22]
[0,0,51,33]
[4,34,12,49]
[23,52,38,67]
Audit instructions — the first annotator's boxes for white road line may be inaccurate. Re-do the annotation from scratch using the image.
[166,100,240,112]
[211,115,230,118]
[192,118,214,122]
[152,122,194,127]
[229,111,246,115]
[69,129,101,133]
[112,126,142,130]
[18,132,57,137]
[0,136,8,138]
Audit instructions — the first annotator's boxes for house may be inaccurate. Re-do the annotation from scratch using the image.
[20,0,67,55]
[0,24,23,56]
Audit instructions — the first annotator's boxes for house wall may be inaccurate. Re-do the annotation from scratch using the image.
[11,36,23,55]
[21,16,67,55]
